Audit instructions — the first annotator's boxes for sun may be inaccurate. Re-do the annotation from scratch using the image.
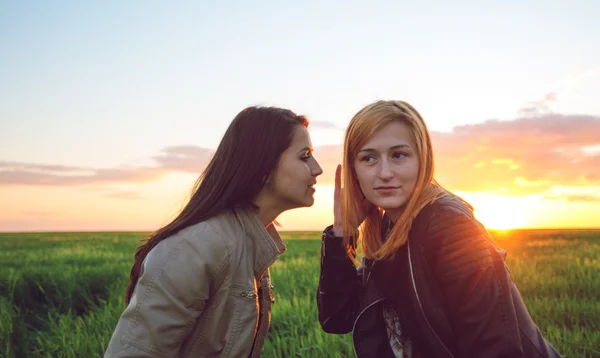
[458,193,530,230]
[475,212,523,230]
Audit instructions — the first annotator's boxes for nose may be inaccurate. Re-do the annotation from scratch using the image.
[311,157,323,177]
[377,158,393,180]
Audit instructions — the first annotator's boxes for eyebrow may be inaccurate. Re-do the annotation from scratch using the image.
[359,144,410,153]
[297,146,313,154]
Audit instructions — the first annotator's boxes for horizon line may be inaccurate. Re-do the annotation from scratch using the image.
[2,227,600,234]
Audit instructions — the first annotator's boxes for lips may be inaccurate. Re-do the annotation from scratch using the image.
[375,186,399,190]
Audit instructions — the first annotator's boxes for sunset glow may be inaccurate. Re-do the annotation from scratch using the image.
[1,2,599,232]
[467,195,530,230]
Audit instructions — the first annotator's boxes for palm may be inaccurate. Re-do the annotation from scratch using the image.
[333,164,371,237]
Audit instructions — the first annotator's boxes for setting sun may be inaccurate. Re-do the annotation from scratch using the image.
[457,193,531,230]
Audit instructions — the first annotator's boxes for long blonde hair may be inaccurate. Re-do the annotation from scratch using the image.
[342,100,451,260]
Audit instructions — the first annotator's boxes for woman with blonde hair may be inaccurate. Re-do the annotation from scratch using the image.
[317,100,561,357]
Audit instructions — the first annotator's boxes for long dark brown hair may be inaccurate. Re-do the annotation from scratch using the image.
[125,106,309,304]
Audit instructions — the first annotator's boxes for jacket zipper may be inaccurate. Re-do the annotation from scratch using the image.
[407,240,454,358]
[351,297,385,358]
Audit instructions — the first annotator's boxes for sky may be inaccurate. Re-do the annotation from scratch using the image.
[1,0,600,231]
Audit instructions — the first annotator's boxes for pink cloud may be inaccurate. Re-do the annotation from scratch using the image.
[312,114,600,193]
[432,114,600,194]
[0,145,215,186]
[309,121,341,130]
[152,146,214,173]
[0,162,163,186]
[103,190,144,200]
[2,113,598,199]
[519,92,557,116]
[23,210,60,217]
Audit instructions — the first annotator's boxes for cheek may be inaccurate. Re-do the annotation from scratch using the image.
[411,162,420,180]
[404,162,419,186]
[291,160,310,175]
[275,162,308,187]
[354,169,371,192]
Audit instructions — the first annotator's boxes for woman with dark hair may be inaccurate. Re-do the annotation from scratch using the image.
[104,106,323,357]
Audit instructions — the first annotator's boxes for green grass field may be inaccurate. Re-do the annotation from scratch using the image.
[1,229,599,358]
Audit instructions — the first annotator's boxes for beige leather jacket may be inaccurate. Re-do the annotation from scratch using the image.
[104,208,286,357]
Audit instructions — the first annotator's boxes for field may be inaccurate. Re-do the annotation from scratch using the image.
[0,229,599,358]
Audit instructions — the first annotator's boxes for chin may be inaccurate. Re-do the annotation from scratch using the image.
[303,197,315,207]
[288,197,314,210]
[373,199,406,212]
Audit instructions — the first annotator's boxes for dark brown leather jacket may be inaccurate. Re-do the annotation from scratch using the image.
[317,196,562,358]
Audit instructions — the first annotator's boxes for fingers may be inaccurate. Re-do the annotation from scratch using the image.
[334,164,342,194]
[334,164,342,205]
[333,164,342,231]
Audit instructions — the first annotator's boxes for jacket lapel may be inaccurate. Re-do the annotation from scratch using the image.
[234,208,286,280]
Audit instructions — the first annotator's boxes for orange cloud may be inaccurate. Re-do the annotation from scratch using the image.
[542,194,600,202]
[312,113,600,194]
[432,113,600,195]
[2,114,599,201]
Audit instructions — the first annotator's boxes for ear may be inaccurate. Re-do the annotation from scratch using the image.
[264,167,277,185]
[262,174,271,184]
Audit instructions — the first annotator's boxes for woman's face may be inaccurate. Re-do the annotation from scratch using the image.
[353,121,419,222]
[269,126,323,209]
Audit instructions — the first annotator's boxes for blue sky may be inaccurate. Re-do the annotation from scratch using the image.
[3,1,599,165]
[1,1,599,230]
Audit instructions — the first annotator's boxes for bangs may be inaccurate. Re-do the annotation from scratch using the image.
[347,111,404,158]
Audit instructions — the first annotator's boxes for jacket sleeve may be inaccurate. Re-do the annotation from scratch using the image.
[104,226,230,358]
[424,208,525,358]
[317,225,362,334]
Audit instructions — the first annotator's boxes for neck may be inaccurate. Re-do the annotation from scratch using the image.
[253,193,285,227]
[384,205,407,225]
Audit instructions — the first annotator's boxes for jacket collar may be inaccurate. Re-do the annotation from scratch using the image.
[234,208,287,279]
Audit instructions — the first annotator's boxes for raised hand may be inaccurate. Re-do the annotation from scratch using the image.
[333,164,344,237]
[332,164,372,237]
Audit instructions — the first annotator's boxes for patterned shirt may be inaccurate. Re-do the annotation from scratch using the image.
[382,304,420,358]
